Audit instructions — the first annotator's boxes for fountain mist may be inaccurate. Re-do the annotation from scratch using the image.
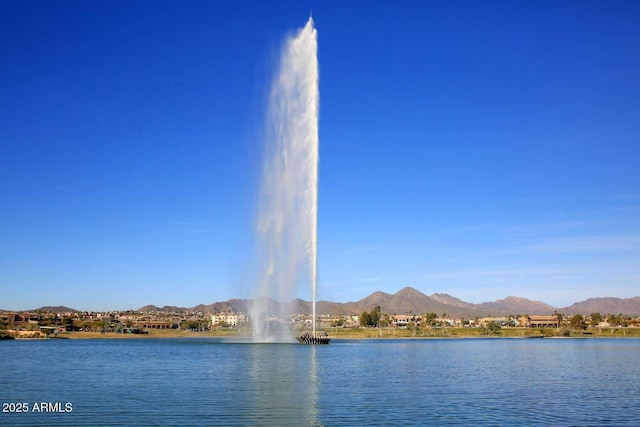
[250,18,319,341]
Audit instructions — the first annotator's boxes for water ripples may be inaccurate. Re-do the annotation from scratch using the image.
[1,338,639,426]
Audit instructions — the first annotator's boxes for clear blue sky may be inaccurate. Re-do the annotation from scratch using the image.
[1,1,639,311]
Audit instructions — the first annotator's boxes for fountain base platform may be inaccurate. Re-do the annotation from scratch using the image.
[296,330,331,344]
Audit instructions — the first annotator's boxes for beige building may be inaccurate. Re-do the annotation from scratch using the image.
[136,320,174,329]
[211,313,247,327]
[519,315,559,328]
[392,315,422,328]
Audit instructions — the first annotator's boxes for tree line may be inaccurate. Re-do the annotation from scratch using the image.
[354,309,638,330]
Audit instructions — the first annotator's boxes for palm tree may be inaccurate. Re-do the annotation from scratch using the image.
[441,313,447,336]
[554,310,563,328]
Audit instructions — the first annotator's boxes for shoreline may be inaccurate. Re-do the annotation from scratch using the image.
[4,327,639,340]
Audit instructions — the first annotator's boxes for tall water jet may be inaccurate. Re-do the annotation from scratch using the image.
[250,17,320,342]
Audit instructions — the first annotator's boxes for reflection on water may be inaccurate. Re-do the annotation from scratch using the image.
[307,346,320,426]
[1,338,639,426]
[249,343,321,426]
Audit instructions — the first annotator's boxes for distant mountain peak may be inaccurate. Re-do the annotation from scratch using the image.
[500,296,527,301]
[560,296,640,315]
[31,305,80,313]
[123,291,640,317]
[369,290,392,297]
[498,296,545,304]
[396,286,426,296]
[430,293,476,309]
[479,296,556,315]
[7,290,638,317]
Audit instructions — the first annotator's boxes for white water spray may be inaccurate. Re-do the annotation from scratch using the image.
[250,18,319,341]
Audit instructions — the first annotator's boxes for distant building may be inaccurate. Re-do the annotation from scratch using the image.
[519,315,559,328]
[135,320,174,329]
[480,317,507,326]
[211,313,247,327]
[0,312,40,327]
[392,315,422,328]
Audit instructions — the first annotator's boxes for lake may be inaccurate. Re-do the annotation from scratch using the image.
[1,338,639,426]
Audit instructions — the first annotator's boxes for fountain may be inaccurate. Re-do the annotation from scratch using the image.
[250,17,329,344]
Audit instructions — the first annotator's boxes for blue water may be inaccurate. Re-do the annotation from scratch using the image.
[1,338,639,426]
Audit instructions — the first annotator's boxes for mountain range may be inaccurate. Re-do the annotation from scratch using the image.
[136,287,640,317]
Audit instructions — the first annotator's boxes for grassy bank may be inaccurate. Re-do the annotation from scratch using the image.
[62,329,247,339]
[327,326,640,339]
[326,327,527,339]
[44,326,640,339]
